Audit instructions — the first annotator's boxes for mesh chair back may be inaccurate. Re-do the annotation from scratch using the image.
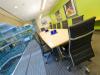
[49,24,53,29]
[41,28,45,31]
[53,24,56,29]
[57,23,61,29]
[72,15,84,25]
[69,17,96,66]
[62,20,68,29]
[70,17,96,38]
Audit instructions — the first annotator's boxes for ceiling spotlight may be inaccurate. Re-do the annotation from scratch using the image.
[41,0,46,10]
[14,6,18,8]
[39,14,42,19]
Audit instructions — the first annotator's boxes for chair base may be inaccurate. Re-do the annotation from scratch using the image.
[43,52,51,64]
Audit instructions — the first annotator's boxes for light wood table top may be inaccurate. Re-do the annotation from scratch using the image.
[39,29,69,49]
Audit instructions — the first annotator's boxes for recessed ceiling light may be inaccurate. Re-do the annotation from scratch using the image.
[41,0,46,10]
[39,14,42,19]
[14,6,18,8]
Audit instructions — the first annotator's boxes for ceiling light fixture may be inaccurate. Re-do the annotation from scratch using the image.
[41,0,46,10]
[39,14,42,19]
[14,6,18,9]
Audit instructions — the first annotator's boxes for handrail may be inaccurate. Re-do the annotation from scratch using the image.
[0,39,21,50]
[11,41,30,75]
[0,53,22,70]
[0,27,32,41]
[0,43,27,70]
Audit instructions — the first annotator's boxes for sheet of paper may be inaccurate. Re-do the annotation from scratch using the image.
[47,40,54,47]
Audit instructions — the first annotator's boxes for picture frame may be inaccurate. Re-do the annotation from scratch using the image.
[55,10,62,22]
[41,16,51,25]
[63,0,77,18]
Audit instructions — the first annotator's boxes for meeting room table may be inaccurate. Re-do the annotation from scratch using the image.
[39,29,69,59]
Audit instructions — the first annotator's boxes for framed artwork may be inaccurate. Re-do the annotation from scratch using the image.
[41,16,51,25]
[55,10,62,22]
[63,0,77,18]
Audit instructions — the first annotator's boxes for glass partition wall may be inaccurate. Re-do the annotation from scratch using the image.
[0,23,35,75]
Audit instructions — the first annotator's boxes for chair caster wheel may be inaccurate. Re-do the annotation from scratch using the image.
[67,67,71,72]
[85,68,90,75]
[85,70,90,75]
[88,59,92,62]
[45,62,48,64]
[55,58,59,62]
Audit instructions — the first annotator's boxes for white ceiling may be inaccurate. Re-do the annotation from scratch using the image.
[0,0,58,21]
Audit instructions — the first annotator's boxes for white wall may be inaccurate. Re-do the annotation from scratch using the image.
[35,15,51,32]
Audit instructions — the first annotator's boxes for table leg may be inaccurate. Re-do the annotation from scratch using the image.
[57,47,65,60]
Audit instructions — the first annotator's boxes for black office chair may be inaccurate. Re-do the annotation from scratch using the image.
[34,32,52,64]
[62,20,68,29]
[53,24,56,29]
[57,23,61,29]
[41,43,53,64]
[66,17,96,72]
[41,28,45,31]
[49,25,52,29]
[72,15,84,25]
[49,23,53,29]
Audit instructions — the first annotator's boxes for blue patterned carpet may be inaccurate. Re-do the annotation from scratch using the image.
[44,56,87,75]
